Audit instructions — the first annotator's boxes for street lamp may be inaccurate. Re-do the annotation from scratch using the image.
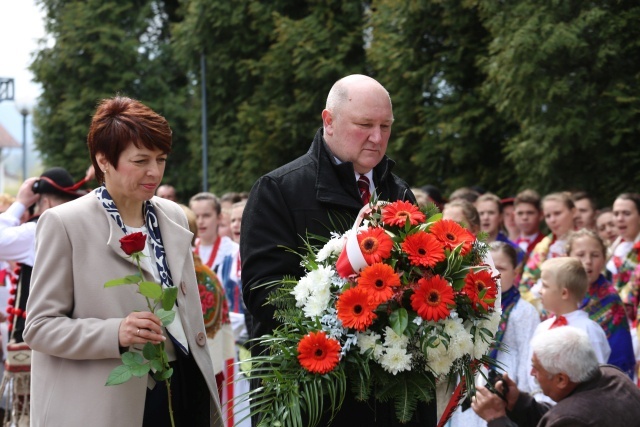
[15,98,33,181]
[18,106,30,181]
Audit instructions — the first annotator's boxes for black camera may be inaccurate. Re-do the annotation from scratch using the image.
[487,370,509,401]
[460,370,508,411]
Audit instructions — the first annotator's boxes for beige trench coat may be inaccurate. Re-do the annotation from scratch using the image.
[24,194,224,427]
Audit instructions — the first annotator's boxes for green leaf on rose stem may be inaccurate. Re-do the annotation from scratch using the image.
[139,281,163,299]
[142,342,159,360]
[104,274,141,288]
[130,362,151,378]
[122,351,145,367]
[156,308,176,326]
[150,358,164,372]
[161,286,178,311]
[389,308,408,336]
[106,364,133,386]
[153,367,174,381]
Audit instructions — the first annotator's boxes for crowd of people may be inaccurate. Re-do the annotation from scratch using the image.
[0,74,639,427]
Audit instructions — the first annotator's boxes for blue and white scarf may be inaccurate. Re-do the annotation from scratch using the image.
[95,186,173,287]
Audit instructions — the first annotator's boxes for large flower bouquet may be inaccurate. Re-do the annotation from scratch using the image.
[247,201,501,426]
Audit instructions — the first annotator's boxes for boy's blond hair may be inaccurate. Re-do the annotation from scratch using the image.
[540,257,588,300]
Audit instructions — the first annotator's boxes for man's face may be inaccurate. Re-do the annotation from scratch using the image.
[322,82,394,175]
[514,202,542,236]
[156,185,177,202]
[574,199,596,230]
[530,354,562,401]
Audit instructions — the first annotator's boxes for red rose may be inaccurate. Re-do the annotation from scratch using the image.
[120,232,147,255]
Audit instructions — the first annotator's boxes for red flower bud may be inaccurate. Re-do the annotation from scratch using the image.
[119,232,147,255]
[14,308,23,317]
[9,287,16,295]
[6,307,13,314]
[7,298,14,306]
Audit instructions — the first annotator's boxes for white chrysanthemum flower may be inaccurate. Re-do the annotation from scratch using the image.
[303,288,331,318]
[443,317,464,337]
[316,236,346,262]
[306,265,334,291]
[447,326,474,360]
[428,352,453,376]
[473,336,492,360]
[380,347,412,375]
[292,265,335,318]
[480,309,502,335]
[384,327,409,349]
[357,332,383,358]
[423,335,447,359]
[291,275,312,307]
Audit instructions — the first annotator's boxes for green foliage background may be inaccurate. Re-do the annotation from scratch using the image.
[31,0,640,205]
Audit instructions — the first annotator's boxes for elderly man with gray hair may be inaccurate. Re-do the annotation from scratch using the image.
[471,326,640,426]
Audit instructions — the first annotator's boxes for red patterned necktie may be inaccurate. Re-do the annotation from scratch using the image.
[357,175,371,205]
[550,315,568,329]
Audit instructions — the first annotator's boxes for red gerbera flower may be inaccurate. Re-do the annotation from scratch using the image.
[430,219,475,256]
[402,231,446,268]
[297,331,341,374]
[336,287,377,331]
[410,275,455,321]
[357,263,401,306]
[357,227,393,264]
[382,200,426,227]
[463,269,498,311]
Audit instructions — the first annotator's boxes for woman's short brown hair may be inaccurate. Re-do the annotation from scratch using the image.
[87,96,172,183]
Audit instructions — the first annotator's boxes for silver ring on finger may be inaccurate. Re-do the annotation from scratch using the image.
[136,328,140,336]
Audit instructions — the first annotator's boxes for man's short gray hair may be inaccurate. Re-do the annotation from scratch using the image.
[531,326,600,383]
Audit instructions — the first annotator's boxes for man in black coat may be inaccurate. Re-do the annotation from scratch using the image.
[241,74,436,426]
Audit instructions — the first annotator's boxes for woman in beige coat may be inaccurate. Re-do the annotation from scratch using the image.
[24,97,223,427]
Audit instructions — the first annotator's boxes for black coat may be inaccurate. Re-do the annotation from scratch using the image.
[241,128,435,427]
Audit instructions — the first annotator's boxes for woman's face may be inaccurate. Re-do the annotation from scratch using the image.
[99,143,166,204]
[490,249,516,292]
[543,200,575,238]
[613,198,640,241]
[596,212,618,244]
[569,236,605,285]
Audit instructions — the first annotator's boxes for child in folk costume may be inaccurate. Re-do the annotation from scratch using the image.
[521,192,576,312]
[607,193,640,323]
[449,242,541,427]
[567,229,636,377]
[189,193,249,427]
[534,257,611,364]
